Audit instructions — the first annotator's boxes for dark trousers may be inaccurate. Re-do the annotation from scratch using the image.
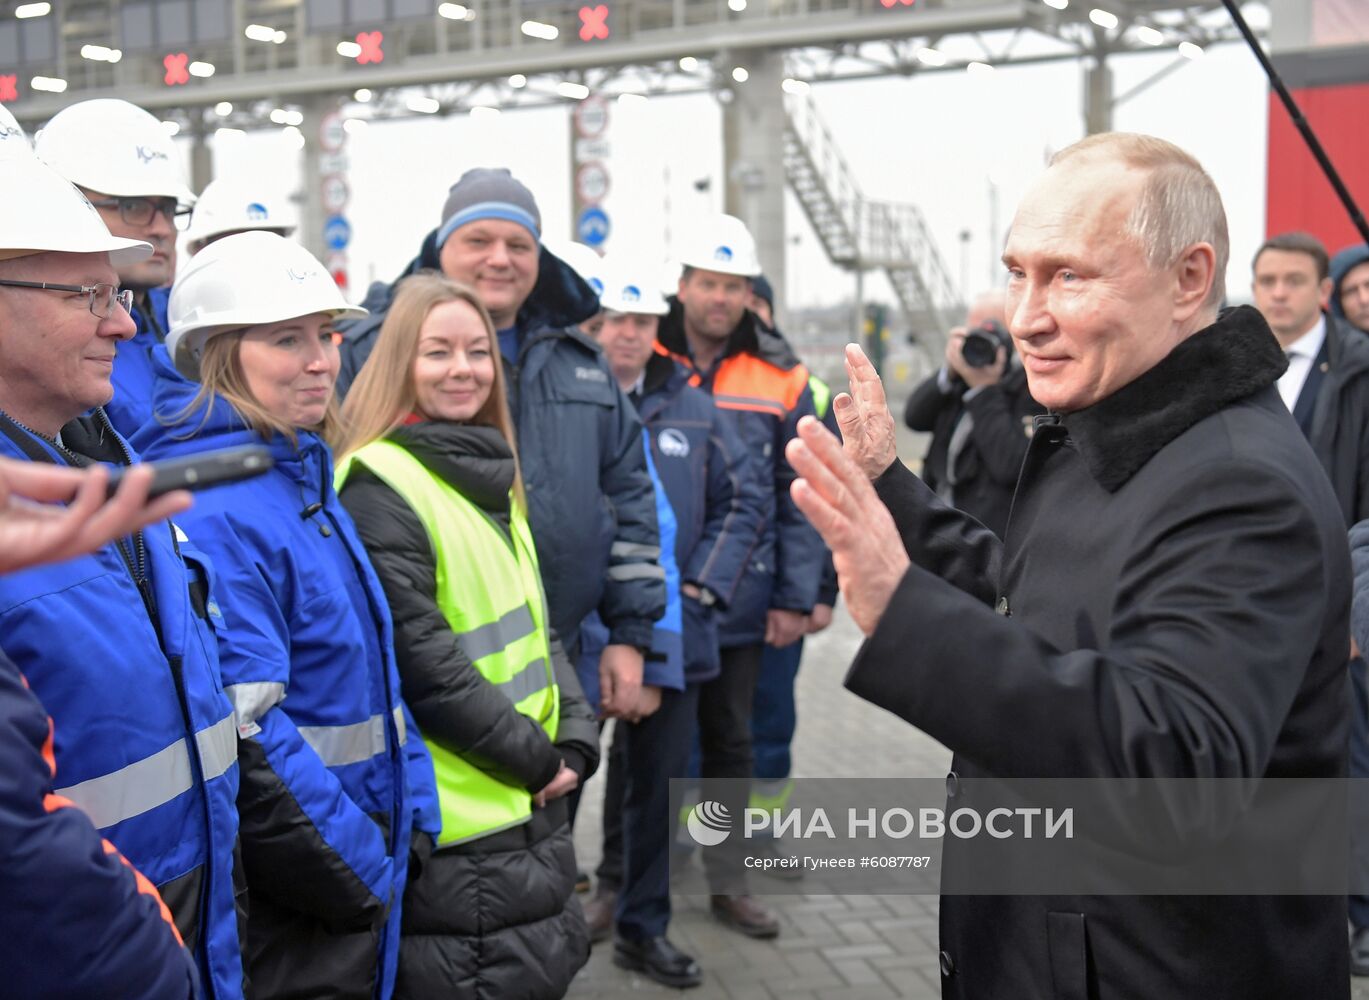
[599,644,765,908]
[595,683,700,942]
[752,638,804,781]
[1350,658,1369,928]
[698,643,764,894]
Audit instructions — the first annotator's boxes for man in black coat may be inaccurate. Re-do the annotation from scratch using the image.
[1253,231,1369,969]
[786,133,1351,998]
[1252,231,1369,525]
[903,289,1044,537]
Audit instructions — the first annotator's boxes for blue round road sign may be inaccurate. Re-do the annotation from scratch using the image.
[576,206,611,248]
[324,215,352,251]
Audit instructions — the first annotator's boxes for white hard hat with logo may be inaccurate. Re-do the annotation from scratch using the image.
[0,155,151,265]
[185,178,295,254]
[35,99,196,205]
[677,213,761,278]
[599,255,669,316]
[166,231,366,379]
[547,239,606,296]
[0,102,33,162]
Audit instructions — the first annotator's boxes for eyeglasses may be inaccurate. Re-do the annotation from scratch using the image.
[0,279,135,319]
[88,195,193,231]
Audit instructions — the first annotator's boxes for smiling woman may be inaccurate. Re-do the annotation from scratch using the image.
[128,231,440,1000]
[334,272,600,1000]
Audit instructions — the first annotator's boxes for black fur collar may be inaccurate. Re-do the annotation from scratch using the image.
[1063,305,1287,492]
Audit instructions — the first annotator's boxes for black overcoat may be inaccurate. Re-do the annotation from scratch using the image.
[848,306,1352,999]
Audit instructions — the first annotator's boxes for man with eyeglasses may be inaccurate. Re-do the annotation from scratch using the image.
[35,98,195,440]
[0,151,245,997]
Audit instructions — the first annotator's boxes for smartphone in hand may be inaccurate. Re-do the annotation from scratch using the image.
[104,445,274,499]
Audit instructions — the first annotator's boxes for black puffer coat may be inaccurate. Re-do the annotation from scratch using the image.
[338,421,600,1000]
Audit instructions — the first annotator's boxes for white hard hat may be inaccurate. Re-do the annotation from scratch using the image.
[0,103,33,162]
[677,213,761,278]
[166,231,366,379]
[35,99,195,205]
[0,155,151,265]
[599,256,669,316]
[547,239,606,296]
[184,178,295,253]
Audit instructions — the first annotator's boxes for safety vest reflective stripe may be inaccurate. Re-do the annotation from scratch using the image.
[55,712,237,830]
[460,604,536,663]
[610,541,661,561]
[298,713,390,768]
[224,680,286,728]
[496,656,552,705]
[712,392,789,418]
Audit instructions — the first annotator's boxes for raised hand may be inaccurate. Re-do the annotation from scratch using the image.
[833,343,899,481]
[787,416,909,636]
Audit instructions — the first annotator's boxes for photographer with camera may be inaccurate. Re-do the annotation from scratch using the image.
[903,290,1043,537]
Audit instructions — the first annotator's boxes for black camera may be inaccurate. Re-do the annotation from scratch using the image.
[961,319,1010,369]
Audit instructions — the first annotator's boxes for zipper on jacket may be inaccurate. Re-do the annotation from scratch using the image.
[102,412,159,630]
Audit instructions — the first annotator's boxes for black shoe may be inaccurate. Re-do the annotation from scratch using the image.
[613,935,703,989]
[709,894,781,939]
[1351,926,1369,976]
[574,869,591,894]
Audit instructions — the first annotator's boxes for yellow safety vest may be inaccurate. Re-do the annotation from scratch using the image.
[336,439,559,847]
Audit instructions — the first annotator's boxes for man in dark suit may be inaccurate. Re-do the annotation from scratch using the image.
[1254,231,1369,972]
[1252,232,1369,501]
[787,133,1351,998]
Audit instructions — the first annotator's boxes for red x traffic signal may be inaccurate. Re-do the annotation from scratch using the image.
[163,52,189,85]
[579,5,609,41]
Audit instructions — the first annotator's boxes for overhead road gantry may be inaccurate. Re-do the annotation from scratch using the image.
[1,0,1266,344]
[3,1,1259,127]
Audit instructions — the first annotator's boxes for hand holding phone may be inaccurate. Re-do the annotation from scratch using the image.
[0,459,188,573]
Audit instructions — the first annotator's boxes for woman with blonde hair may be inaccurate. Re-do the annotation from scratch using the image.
[336,271,599,1000]
[131,231,438,1000]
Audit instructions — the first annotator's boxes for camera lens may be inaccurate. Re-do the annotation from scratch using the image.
[961,331,998,368]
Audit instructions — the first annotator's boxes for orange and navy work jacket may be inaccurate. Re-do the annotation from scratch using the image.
[657,300,826,646]
[0,662,198,998]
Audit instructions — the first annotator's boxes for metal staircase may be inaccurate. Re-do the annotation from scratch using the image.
[783,92,962,339]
